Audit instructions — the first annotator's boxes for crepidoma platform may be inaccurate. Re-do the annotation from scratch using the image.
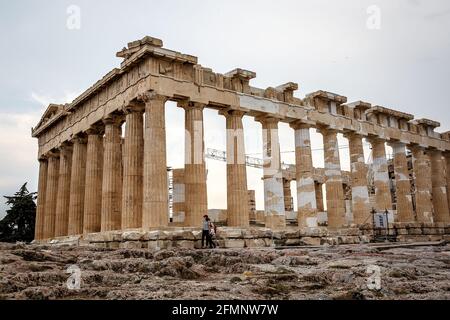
[32,36,450,245]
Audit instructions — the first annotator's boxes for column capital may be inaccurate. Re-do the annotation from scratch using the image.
[408,144,426,152]
[255,115,282,126]
[177,100,205,111]
[366,135,386,144]
[219,107,247,118]
[316,125,338,136]
[58,141,73,154]
[289,120,314,130]
[342,130,363,139]
[102,113,124,127]
[38,155,48,162]
[46,149,60,158]
[122,101,145,115]
[428,148,443,157]
[138,91,168,104]
[386,140,406,148]
[85,123,105,136]
[69,133,88,145]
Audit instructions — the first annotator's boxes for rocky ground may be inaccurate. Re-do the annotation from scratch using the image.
[0,242,449,300]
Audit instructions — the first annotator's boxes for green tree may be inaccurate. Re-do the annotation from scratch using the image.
[0,183,37,243]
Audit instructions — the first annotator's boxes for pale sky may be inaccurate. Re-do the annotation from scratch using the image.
[1,0,450,218]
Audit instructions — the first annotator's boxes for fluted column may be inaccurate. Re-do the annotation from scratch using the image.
[68,135,87,235]
[410,146,433,223]
[315,183,324,212]
[43,152,60,239]
[83,128,104,234]
[389,142,414,223]
[54,144,72,237]
[368,137,393,214]
[430,149,450,223]
[101,115,123,232]
[179,101,208,227]
[142,93,169,229]
[35,158,48,240]
[257,117,285,229]
[290,122,317,228]
[318,128,346,229]
[345,133,370,225]
[445,152,450,214]
[122,104,144,229]
[223,110,249,227]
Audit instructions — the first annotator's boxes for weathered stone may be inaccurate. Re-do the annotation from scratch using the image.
[143,230,170,241]
[122,230,145,241]
[300,237,322,246]
[223,239,245,248]
[285,238,302,246]
[245,239,267,248]
[171,230,195,240]
[175,241,195,249]
[119,241,143,249]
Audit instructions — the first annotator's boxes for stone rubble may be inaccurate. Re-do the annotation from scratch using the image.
[1,242,448,300]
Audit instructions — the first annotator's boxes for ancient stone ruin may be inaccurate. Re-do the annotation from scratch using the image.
[32,36,450,248]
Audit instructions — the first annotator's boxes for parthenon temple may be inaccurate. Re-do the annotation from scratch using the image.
[32,36,450,247]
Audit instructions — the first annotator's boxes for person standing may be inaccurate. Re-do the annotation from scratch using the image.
[201,215,210,248]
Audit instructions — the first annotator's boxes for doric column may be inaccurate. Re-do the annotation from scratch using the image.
[318,128,346,229]
[219,109,249,227]
[389,142,414,223]
[177,101,208,228]
[315,182,324,212]
[68,135,87,235]
[101,115,123,232]
[290,122,317,228]
[345,133,370,225]
[410,146,433,223]
[54,144,72,237]
[430,149,450,223]
[445,152,450,213]
[283,179,293,212]
[143,93,169,229]
[122,103,144,229]
[83,127,104,234]
[257,117,285,229]
[34,157,48,240]
[368,137,393,214]
[43,152,60,239]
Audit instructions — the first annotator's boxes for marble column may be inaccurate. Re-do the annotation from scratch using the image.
[54,144,72,237]
[315,182,324,212]
[179,101,208,228]
[346,133,370,225]
[68,135,87,235]
[430,149,450,224]
[410,146,433,223]
[368,137,393,214]
[43,152,60,239]
[389,142,414,223]
[283,179,293,212]
[445,152,450,214]
[101,115,123,232]
[34,158,48,240]
[83,128,104,234]
[258,117,285,229]
[142,94,169,229]
[290,122,317,228]
[222,110,249,227]
[122,104,144,230]
[319,128,346,230]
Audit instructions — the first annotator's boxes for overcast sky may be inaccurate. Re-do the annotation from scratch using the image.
[1,0,449,218]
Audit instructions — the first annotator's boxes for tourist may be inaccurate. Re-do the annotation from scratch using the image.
[201,215,210,248]
[208,220,217,249]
